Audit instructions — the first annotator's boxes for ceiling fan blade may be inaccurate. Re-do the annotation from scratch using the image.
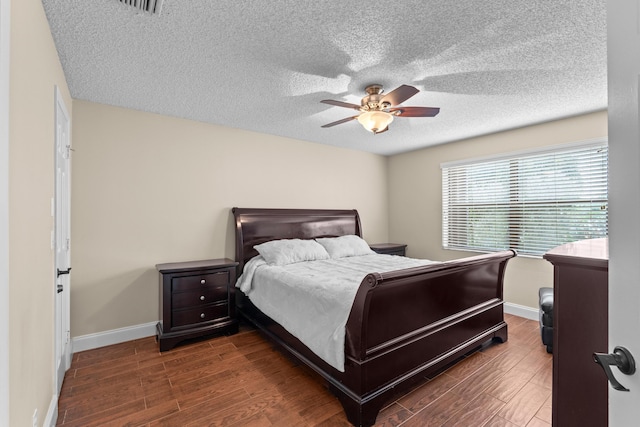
[320,99,362,110]
[390,106,440,117]
[381,84,419,106]
[321,115,359,128]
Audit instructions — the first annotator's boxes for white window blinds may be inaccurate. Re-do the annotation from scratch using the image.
[441,141,608,256]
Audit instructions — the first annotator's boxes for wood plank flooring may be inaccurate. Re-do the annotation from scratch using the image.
[56,314,551,426]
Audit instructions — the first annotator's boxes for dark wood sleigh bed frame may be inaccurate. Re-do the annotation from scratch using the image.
[232,207,516,426]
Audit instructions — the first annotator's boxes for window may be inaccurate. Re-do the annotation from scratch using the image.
[441,141,608,257]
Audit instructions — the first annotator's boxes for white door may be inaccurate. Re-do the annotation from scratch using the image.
[54,86,72,393]
[607,0,640,424]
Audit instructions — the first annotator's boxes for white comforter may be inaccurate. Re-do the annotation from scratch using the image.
[236,254,435,371]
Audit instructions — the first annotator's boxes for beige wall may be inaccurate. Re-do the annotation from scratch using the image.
[9,0,73,425]
[71,100,389,337]
[388,111,608,309]
[71,106,608,337]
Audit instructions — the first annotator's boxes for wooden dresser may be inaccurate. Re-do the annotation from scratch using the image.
[156,258,239,351]
[543,238,608,426]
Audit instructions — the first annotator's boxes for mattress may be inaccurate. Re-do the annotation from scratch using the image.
[236,253,435,371]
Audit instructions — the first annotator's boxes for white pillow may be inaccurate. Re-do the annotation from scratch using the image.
[315,235,374,259]
[254,239,330,266]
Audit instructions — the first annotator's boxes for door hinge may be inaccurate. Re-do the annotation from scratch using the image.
[66,238,70,251]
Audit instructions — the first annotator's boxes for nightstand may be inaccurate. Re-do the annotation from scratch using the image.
[370,243,407,256]
[156,258,239,351]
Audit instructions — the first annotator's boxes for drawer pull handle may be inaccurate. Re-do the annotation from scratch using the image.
[200,279,206,284]
[200,295,205,301]
[200,313,205,319]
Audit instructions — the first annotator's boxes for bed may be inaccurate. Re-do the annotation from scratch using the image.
[232,207,516,426]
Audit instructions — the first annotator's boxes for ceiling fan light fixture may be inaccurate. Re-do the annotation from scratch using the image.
[321,84,439,132]
[357,111,394,134]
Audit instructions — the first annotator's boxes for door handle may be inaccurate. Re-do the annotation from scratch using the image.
[593,346,636,391]
[57,267,72,277]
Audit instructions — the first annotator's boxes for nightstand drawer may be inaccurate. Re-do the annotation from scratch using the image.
[171,270,229,293]
[172,285,228,309]
[172,303,229,328]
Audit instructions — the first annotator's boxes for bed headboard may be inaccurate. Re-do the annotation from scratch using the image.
[232,207,363,273]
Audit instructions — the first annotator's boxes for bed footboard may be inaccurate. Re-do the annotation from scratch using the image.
[338,250,516,426]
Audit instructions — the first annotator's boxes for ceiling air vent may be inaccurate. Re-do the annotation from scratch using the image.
[118,0,164,15]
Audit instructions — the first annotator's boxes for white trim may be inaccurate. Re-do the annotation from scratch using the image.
[504,302,538,321]
[72,322,158,353]
[44,395,58,427]
[440,137,608,169]
[69,305,537,354]
[0,0,10,425]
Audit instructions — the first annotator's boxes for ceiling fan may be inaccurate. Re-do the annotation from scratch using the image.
[320,84,440,134]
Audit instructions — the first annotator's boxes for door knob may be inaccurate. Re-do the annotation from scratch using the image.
[593,346,636,391]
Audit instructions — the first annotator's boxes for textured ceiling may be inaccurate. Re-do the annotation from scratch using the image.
[41,0,606,156]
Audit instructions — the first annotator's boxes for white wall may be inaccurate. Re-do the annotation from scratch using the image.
[388,111,608,309]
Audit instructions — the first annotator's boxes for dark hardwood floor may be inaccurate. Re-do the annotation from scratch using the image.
[56,314,551,426]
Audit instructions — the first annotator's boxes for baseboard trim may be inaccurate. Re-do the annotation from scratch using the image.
[504,302,538,321]
[72,321,157,353]
[70,304,538,354]
[70,304,537,354]
[45,393,58,427]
